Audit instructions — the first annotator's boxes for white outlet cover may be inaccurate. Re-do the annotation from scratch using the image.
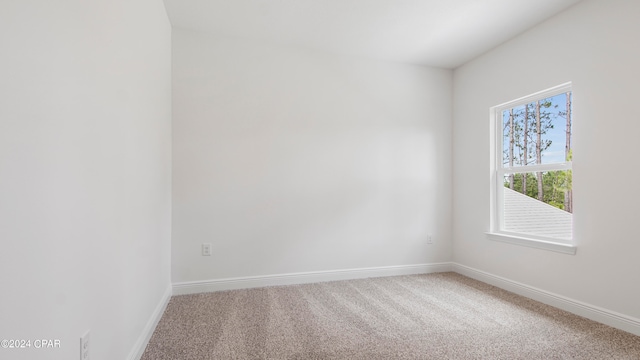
[80,330,90,360]
[202,243,212,256]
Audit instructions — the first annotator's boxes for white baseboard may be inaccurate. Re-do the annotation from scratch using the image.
[128,283,173,360]
[452,263,640,337]
[173,262,453,295]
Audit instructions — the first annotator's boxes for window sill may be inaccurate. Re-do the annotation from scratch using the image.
[485,232,577,255]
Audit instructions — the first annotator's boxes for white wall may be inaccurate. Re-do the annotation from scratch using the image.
[172,29,452,283]
[0,1,172,359]
[453,0,640,320]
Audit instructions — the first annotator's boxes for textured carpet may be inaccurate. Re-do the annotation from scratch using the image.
[142,272,640,359]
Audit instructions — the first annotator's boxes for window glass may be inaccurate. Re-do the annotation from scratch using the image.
[494,85,573,243]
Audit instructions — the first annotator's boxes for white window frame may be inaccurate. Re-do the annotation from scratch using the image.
[487,82,576,255]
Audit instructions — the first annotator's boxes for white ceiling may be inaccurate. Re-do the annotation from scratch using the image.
[163,0,581,69]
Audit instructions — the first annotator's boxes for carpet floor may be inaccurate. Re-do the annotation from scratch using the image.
[141,272,640,359]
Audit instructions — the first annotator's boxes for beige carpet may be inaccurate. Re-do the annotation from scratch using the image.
[142,272,640,359]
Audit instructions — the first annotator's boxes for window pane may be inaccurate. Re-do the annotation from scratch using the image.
[502,92,572,167]
[503,171,573,240]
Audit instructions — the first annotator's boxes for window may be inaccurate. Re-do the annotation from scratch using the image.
[488,83,575,254]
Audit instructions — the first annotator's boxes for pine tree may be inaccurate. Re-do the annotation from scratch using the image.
[564,92,572,213]
[536,101,543,201]
[522,104,529,195]
[508,109,515,189]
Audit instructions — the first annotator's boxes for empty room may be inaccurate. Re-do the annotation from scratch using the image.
[1,0,639,359]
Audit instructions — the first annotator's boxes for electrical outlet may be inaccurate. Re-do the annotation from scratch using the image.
[80,330,90,360]
[427,234,433,244]
[202,243,212,256]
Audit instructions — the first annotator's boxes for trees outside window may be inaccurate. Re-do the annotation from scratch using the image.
[494,83,573,243]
